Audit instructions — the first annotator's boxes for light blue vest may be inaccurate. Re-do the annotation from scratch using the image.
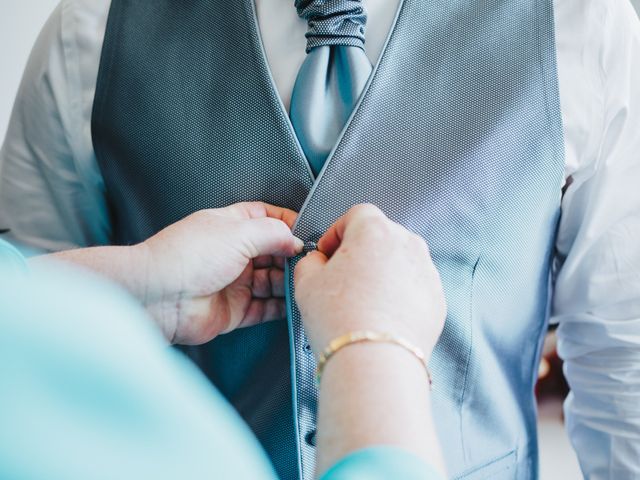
[91,0,565,478]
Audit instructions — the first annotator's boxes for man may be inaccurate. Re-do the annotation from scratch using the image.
[1,0,639,478]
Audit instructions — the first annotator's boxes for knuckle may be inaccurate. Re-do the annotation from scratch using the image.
[189,209,220,226]
[369,213,394,234]
[237,201,267,218]
[409,232,429,253]
[248,201,268,211]
[258,216,285,232]
[350,203,384,219]
[361,219,392,245]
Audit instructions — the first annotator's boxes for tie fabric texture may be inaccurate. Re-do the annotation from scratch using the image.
[290,0,373,176]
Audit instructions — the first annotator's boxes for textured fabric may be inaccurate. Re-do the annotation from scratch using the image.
[2,1,640,477]
[285,2,565,477]
[92,3,313,478]
[0,243,443,480]
[290,0,373,174]
[90,0,564,479]
[295,0,367,51]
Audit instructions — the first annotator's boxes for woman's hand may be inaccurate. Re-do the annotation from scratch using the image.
[293,204,447,476]
[138,202,303,345]
[294,203,446,359]
[39,202,302,345]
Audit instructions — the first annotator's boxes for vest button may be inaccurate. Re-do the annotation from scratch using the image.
[303,241,318,254]
[305,429,317,447]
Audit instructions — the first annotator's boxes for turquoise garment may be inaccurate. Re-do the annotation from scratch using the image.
[0,236,27,272]
[0,239,441,480]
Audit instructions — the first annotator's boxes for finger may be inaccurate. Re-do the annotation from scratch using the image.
[251,268,272,298]
[244,217,304,258]
[254,255,287,270]
[294,250,329,292]
[253,255,273,269]
[273,255,286,270]
[250,268,285,298]
[317,204,386,257]
[269,268,285,297]
[260,203,299,230]
[236,298,286,329]
[218,202,299,229]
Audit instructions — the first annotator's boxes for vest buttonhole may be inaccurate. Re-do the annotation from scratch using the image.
[305,429,317,447]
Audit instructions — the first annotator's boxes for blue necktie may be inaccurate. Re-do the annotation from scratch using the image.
[290,0,372,176]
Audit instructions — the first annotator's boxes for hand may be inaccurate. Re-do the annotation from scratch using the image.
[294,204,446,360]
[139,202,303,345]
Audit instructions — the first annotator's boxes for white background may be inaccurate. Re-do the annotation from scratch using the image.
[1,1,639,479]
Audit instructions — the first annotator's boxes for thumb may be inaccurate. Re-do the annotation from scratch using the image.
[242,217,304,258]
[294,250,328,293]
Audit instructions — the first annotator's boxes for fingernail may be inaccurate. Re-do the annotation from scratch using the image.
[294,237,305,252]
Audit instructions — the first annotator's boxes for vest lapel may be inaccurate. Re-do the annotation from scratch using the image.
[246,0,315,181]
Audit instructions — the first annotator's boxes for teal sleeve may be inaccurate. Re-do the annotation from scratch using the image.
[0,261,277,480]
[321,447,445,480]
[0,238,27,272]
[0,246,445,480]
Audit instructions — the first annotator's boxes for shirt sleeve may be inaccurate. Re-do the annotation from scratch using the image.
[0,0,111,253]
[552,0,640,477]
[321,447,443,480]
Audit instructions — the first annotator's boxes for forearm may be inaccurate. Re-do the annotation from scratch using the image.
[315,342,446,478]
[29,244,152,303]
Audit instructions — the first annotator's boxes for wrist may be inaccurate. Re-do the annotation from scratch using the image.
[131,241,182,343]
[127,242,156,305]
[319,340,432,390]
[314,330,432,387]
[315,342,441,475]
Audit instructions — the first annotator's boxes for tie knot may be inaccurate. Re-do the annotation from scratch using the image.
[295,0,367,53]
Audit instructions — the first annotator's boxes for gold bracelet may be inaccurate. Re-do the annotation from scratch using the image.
[315,330,432,387]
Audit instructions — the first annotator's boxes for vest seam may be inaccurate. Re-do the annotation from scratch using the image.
[459,255,481,465]
[247,0,316,185]
[90,0,123,243]
[284,259,304,479]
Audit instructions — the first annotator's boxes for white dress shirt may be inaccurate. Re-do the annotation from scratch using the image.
[1,0,639,477]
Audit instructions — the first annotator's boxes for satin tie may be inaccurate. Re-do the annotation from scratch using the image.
[290,0,373,176]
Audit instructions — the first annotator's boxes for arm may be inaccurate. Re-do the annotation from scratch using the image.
[0,1,110,252]
[0,206,444,480]
[295,205,447,479]
[0,243,280,480]
[553,1,640,477]
[314,347,444,480]
[31,202,303,346]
